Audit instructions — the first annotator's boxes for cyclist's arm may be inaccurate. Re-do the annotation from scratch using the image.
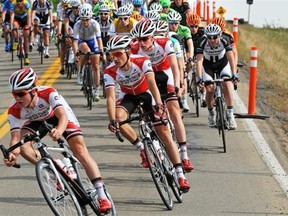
[48,7,54,28]
[195,53,203,80]
[64,17,70,36]
[226,50,236,75]
[10,10,15,28]
[146,72,163,105]
[30,9,35,26]
[9,131,21,156]
[168,53,181,90]
[26,9,32,29]
[105,84,116,121]
[186,38,194,60]
[50,106,68,141]
[232,46,238,72]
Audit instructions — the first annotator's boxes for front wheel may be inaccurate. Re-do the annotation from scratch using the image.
[143,138,173,210]
[35,159,83,216]
[216,97,226,153]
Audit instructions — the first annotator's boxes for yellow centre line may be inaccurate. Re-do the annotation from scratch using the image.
[0,58,61,139]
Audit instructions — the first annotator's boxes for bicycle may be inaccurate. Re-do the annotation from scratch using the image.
[116,102,183,210]
[12,27,25,68]
[77,51,99,110]
[205,75,232,153]
[64,41,77,80]
[0,121,117,216]
[33,23,47,64]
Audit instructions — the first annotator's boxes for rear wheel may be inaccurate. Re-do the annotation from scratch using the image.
[143,138,173,210]
[85,65,93,110]
[35,159,83,216]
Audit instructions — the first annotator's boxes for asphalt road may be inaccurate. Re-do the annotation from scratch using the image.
[0,38,288,216]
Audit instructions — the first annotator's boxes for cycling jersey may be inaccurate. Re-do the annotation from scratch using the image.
[170,1,191,26]
[108,17,137,36]
[176,24,192,41]
[223,29,235,47]
[10,0,30,18]
[73,19,101,41]
[65,8,80,29]
[32,0,53,27]
[104,54,153,95]
[8,86,80,134]
[191,26,204,55]
[95,16,113,46]
[2,0,11,15]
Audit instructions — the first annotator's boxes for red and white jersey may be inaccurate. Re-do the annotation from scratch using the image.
[104,54,153,95]
[130,37,175,72]
[8,86,80,132]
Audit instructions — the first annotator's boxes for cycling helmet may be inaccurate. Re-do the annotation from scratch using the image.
[144,10,160,22]
[156,20,168,32]
[107,35,132,51]
[204,23,222,36]
[134,18,155,37]
[186,13,201,26]
[160,0,171,8]
[132,0,143,5]
[99,4,111,12]
[61,0,71,5]
[79,3,93,18]
[211,17,226,31]
[149,2,163,12]
[130,27,137,39]
[122,2,134,13]
[9,68,38,91]
[167,10,182,22]
[70,0,81,7]
[131,12,143,21]
[116,6,132,16]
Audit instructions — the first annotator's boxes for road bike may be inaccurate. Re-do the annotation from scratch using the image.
[116,102,183,210]
[0,121,117,216]
[78,51,99,110]
[33,23,48,64]
[64,43,77,80]
[205,75,233,153]
[11,27,25,68]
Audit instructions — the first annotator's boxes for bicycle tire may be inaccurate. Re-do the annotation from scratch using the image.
[85,65,93,110]
[143,138,173,210]
[153,134,183,203]
[74,160,117,216]
[18,37,23,69]
[216,97,226,153]
[190,71,200,117]
[11,33,14,62]
[35,159,83,216]
[39,33,44,64]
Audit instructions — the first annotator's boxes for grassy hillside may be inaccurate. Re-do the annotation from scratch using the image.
[231,24,288,132]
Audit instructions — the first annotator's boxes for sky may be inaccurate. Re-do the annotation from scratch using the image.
[190,0,288,28]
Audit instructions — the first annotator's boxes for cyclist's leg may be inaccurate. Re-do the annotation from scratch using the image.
[43,23,51,57]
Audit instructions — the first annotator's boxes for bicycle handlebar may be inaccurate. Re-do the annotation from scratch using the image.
[0,121,65,169]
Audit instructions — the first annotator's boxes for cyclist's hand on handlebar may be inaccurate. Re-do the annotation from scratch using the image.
[196,77,204,88]
[108,120,119,133]
[154,104,168,124]
[49,127,62,141]
[3,153,17,167]
[232,74,240,84]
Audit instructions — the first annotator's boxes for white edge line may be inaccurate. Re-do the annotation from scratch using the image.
[234,92,288,196]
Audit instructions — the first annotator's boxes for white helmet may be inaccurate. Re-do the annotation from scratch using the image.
[9,68,38,91]
[149,2,162,12]
[79,3,93,18]
[99,4,110,12]
[205,23,222,36]
[70,0,81,7]
[122,2,134,13]
[107,35,132,51]
[167,10,182,22]
[144,11,160,22]
[156,20,168,32]
[134,18,155,37]
[116,6,132,16]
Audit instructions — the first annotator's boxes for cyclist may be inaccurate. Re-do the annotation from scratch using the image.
[10,0,31,65]
[104,35,191,192]
[167,10,194,113]
[31,0,54,58]
[73,3,104,101]
[3,68,112,213]
[144,10,160,23]
[108,6,137,37]
[170,0,191,26]
[132,0,146,16]
[212,16,238,73]
[131,19,194,172]
[195,24,238,129]
[186,12,207,107]
[2,0,12,52]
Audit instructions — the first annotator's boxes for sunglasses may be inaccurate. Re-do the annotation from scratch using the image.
[119,17,129,21]
[137,37,150,42]
[72,6,79,9]
[169,22,179,26]
[100,13,108,16]
[12,90,30,98]
[134,5,141,8]
[163,6,168,9]
[110,51,125,58]
[81,18,90,22]
[207,35,219,40]
[190,25,198,28]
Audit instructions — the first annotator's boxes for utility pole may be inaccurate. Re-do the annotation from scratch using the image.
[247,0,253,24]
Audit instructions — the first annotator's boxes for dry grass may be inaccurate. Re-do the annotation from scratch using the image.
[232,24,288,114]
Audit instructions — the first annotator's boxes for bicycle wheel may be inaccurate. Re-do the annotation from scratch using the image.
[36,159,83,216]
[190,71,200,117]
[74,160,117,216]
[39,33,44,64]
[216,97,226,153]
[143,138,173,210]
[11,33,14,62]
[18,38,24,69]
[85,65,93,110]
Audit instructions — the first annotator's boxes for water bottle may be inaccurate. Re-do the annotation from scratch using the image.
[153,139,164,161]
[55,159,66,172]
[68,48,75,63]
[62,157,77,179]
